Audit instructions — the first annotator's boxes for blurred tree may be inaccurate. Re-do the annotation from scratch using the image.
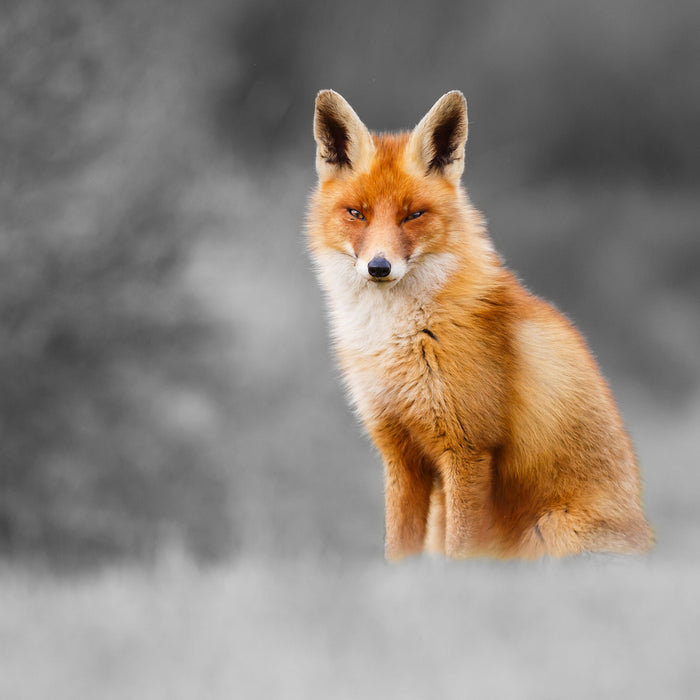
[0,0,234,566]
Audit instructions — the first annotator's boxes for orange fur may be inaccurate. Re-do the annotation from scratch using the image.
[307,90,653,560]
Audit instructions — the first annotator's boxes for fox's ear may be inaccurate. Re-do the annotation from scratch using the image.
[408,91,468,183]
[314,90,374,181]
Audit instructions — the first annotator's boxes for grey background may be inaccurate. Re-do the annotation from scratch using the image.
[1,0,699,697]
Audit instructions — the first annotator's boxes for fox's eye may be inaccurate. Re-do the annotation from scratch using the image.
[403,211,424,223]
[347,208,365,220]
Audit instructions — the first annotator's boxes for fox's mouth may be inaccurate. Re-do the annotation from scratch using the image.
[364,273,403,289]
[353,255,409,287]
[357,263,402,285]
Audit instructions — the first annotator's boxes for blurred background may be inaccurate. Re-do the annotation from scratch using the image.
[1,0,699,697]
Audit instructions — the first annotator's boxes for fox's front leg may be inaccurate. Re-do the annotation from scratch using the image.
[373,428,434,561]
[440,450,494,558]
[424,479,446,554]
[383,457,434,561]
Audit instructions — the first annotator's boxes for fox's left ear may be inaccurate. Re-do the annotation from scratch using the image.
[314,90,374,182]
[408,91,468,184]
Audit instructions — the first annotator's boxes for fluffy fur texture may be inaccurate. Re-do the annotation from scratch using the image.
[307,89,653,560]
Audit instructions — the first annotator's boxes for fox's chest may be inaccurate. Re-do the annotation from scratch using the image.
[329,291,447,422]
[331,291,428,356]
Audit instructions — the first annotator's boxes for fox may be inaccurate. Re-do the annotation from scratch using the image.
[306,89,653,560]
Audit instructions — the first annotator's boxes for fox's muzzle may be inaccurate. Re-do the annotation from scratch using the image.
[368,256,391,278]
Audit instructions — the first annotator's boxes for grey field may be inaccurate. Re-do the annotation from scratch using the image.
[1,1,699,698]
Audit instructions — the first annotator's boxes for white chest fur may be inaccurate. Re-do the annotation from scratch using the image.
[316,249,456,356]
[330,283,428,356]
[315,250,456,420]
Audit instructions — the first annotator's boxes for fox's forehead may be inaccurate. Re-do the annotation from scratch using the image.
[370,131,411,161]
[343,132,426,209]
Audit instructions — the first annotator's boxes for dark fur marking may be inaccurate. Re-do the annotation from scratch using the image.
[319,112,351,167]
[428,112,464,173]
[420,343,433,374]
[421,328,438,341]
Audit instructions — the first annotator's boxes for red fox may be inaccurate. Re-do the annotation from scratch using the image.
[307,89,653,560]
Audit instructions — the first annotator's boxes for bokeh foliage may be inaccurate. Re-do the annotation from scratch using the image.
[0,0,232,566]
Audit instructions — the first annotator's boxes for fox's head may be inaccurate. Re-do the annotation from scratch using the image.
[308,90,481,293]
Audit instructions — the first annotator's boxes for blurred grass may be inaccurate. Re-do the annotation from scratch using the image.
[0,550,698,699]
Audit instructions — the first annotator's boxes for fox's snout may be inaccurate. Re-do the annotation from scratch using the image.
[367,256,391,278]
[351,221,409,284]
[355,252,407,284]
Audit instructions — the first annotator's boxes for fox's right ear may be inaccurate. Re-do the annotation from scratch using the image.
[408,91,468,184]
[314,90,374,181]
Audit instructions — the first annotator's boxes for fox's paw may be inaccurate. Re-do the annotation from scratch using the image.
[385,539,424,562]
[531,509,585,557]
[515,509,585,558]
[521,507,654,558]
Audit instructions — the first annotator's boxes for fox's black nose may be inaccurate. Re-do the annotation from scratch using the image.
[368,256,391,278]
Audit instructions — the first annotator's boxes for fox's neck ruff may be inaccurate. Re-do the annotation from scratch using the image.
[317,248,457,355]
[317,221,499,358]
